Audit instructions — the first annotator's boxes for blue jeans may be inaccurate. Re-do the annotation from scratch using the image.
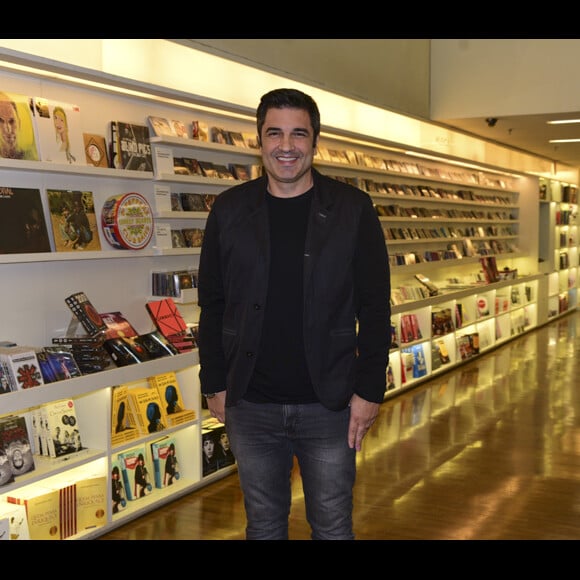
[225,399,356,540]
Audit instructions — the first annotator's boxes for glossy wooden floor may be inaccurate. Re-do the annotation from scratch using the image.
[100,310,580,540]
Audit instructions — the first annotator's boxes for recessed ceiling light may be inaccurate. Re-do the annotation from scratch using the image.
[549,138,580,143]
[547,119,580,125]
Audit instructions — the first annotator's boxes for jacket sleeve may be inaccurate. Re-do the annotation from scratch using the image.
[197,208,228,394]
[354,194,392,403]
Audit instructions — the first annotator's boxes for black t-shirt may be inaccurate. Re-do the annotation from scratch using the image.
[244,188,318,404]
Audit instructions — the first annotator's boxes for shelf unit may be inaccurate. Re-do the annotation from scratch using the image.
[538,177,579,321]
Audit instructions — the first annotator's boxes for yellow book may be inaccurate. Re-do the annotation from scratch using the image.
[148,371,196,426]
[127,387,168,436]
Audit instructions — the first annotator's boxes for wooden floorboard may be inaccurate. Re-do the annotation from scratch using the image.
[99,310,580,540]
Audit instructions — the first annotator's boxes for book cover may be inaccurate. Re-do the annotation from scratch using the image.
[147,370,195,426]
[103,336,150,367]
[65,291,108,337]
[76,475,107,532]
[147,115,175,138]
[0,186,51,254]
[127,386,167,435]
[170,119,189,138]
[46,188,101,251]
[0,501,29,539]
[182,227,204,248]
[83,132,109,167]
[0,346,44,390]
[115,121,153,171]
[0,414,35,476]
[201,427,218,476]
[110,385,138,447]
[211,424,235,470]
[111,459,127,514]
[180,192,207,211]
[150,436,180,488]
[42,346,83,381]
[132,331,179,359]
[30,97,84,165]
[117,447,153,501]
[0,430,15,486]
[198,160,219,178]
[100,311,139,340]
[7,486,60,540]
[0,91,39,160]
[148,371,185,415]
[191,120,208,141]
[42,398,83,458]
[145,297,188,338]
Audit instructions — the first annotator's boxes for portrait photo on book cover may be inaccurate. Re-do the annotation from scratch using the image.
[47,189,101,252]
[0,91,39,161]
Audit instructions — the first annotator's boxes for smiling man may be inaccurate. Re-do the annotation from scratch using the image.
[197,87,392,540]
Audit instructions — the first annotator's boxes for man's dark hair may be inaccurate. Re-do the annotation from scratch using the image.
[256,88,320,146]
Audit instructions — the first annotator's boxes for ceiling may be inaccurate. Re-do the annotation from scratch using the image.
[438,111,580,171]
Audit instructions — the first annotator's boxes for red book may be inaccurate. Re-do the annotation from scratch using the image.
[145,298,188,338]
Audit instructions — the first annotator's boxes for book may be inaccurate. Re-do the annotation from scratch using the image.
[191,120,208,141]
[0,501,29,539]
[147,115,175,137]
[150,436,180,488]
[30,97,84,165]
[76,475,107,532]
[145,297,188,337]
[198,160,219,178]
[170,119,189,138]
[117,447,153,501]
[41,346,83,381]
[103,336,150,367]
[83,132,109,167]
[211,423,235,470]
[46,189,101,252]
[148,371,195,426]
[111,385,138,447]
[181,227,204,248]
[201,427,218,476]
[0,346,44,391]
[414,273,439,296]
[65,291,108,337]
[0,423,15,485]
[111,459,127,514]
[132,331,179,359]
[0,91,40,160]
[0,414,35,476]
[42,398,83,458]
[126,386,168,435]
[0,186,51,254]
[100,311,139,340]
[7,486,61,540]
[112,121,153,171]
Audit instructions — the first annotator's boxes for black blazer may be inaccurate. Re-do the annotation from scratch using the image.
[198,169,391,411]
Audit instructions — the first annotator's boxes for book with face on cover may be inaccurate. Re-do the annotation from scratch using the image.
[46,189,101,252]
[30,97,85,165]
[0,414,35,477]
[0,91,39,161]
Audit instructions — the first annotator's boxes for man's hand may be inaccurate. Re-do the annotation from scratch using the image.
[348,393,380,451]
[207,391,227,423]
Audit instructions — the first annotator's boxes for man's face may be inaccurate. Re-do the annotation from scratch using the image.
[0,100,19,150]
[260,107,316,192]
